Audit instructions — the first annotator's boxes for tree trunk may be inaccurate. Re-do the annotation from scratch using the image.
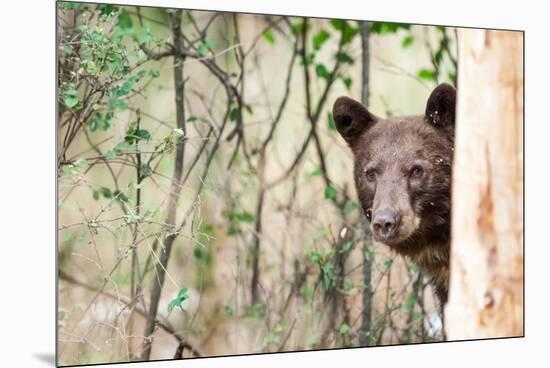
[445,29,523,340]
[359,21,374,347]
[141,9,186,360]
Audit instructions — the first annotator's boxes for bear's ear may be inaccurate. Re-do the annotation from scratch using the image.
[333,96,377,146]
[425,83,456,130]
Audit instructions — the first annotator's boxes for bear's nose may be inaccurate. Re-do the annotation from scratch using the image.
[372,209,401,240]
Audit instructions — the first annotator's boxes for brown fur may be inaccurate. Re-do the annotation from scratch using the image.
[333,84,456,306]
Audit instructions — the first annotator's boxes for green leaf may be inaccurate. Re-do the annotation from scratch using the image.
[434,49,444,65]
[196,43,208,56]
[186,116,198,123]
[307,335,320,345]
[404,291,417,310]
[324,185,337,199]
[245,303,265,318]
[64,45,74,55]
[274,323,284,333]
[417,69,437,81]
[193,247,203,260]
[341,76,352,90]
[113,190,129,203]
[116,76,139,97]
[235,212,256,223]
[335,52,354,64]
[315,63,330,80]
[136,49,146,60]
[62,166,73,178]
[329,19,346,31]
[83,60,97,74]
[92,190,100,201]
[343,201,359,214]
[63,87,79,108]
[402,35,414,47]
[99,4,118,18]
[89,114,99,132]
[134,129,151,141]
[329,20,358,45]
[108,94,128,111]
[303,52,315,67]
[196,38,217,56]
[224,305,234,317]
[103,112,113,131]
[100,187,112,198]
[313,29,330,50]
[117,11,133,31]
[339,323,350,336]
[339,241,353,253]
[227,226,239,236]
[89,112,104,132]
[302,285,313,302]
[364,247,374,261]
[149,69,160,78]
[204,38,218,49]
[229,107,240,122]
[73,158,88,172]
[343,281,355,292]
[342,28,359,45]
[383,257,393,270]
[61,2,81,10]
[265,331,280,344]
[327,112,336,131]
[262,29,275,44]
[369,22,410,34]
[105,150,117,159]
[448,71,457,82]
[63,233,75,242]
[116,98,127,111]
[141,164,153,177]
[322,263,334,289]
[167,288,189,313]
[291,21,304,35]
[309,250,321,264]
[308,167,323,177]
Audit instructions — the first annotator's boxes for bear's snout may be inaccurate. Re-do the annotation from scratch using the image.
[372,208,401,242]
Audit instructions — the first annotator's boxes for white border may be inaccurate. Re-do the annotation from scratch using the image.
[1,0,546,367]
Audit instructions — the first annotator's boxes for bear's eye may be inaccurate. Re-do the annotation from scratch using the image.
[410,165,424,178]
[365,169,377,182]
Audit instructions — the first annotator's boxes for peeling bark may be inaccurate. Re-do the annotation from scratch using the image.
[445,29,523,340]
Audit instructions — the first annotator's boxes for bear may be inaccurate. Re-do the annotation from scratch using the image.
[332,83,456,307]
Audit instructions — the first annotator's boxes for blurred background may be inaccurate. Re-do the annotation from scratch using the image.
[57,1,457,365]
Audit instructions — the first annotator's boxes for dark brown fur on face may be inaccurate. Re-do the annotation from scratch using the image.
[332,84,456,307]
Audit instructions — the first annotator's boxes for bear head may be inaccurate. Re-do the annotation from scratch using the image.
[332,84,456,255]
